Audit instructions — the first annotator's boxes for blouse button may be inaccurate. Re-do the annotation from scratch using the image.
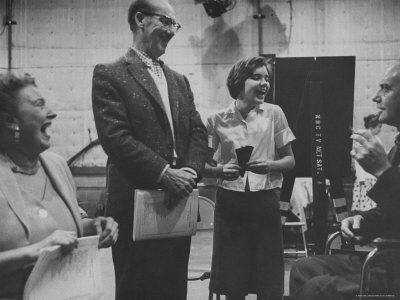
[37,208,48,218]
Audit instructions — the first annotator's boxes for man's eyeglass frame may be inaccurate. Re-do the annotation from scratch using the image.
[141,12,181,32]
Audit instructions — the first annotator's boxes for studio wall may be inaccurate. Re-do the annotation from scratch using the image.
[0,0,399,166]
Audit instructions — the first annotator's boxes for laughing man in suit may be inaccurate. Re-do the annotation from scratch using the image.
[91,0,208,299]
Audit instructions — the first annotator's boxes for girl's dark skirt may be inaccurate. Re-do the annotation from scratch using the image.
[209,187,284,298]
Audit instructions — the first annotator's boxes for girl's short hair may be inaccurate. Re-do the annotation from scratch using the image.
[226,56,270,99]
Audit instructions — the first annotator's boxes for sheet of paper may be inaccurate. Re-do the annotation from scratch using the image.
[133,189,199,241]
[23,235,103,300]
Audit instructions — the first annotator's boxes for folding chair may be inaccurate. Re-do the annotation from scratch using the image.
[325,191,400,299]
[283,221,308,257]
[359,238,400,299]
[325,185,360,255]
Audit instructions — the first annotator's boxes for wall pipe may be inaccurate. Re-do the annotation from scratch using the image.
[253,0,265,55]
[6,0,16,70]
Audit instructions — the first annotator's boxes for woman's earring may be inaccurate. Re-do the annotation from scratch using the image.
[13,125,20,144]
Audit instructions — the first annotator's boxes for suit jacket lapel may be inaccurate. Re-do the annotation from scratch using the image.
[0,155,31,237]
[124,48,165,112]
[0,153,82,238]
[163,65,180,130]
[40,154,83,236]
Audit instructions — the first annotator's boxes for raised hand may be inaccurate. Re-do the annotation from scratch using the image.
[351,129,391,177]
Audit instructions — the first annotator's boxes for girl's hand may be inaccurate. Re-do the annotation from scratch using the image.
[216,163,242,180]
[246,161,272,174]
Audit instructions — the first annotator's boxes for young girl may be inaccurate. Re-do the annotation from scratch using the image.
[205,56,296,300]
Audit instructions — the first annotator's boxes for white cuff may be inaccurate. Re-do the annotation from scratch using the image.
[157,164,170,183]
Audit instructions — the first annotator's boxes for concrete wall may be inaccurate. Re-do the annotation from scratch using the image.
[0,0,399,165]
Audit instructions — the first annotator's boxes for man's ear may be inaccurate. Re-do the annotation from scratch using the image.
[0,112,19,131]
[134,12,144,28]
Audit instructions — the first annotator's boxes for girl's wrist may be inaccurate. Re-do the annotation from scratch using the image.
[268,161,275,172]
[213,165,223,178]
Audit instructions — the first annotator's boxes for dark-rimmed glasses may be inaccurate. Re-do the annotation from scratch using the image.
[141,12,181,33]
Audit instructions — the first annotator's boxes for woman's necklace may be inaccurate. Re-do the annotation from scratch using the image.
[4,154,40,175]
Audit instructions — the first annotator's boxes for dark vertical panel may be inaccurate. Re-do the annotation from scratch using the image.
[274,56,355,178]
[273,56,355,253]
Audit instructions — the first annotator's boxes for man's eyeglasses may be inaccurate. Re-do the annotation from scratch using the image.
[141,12,181,33]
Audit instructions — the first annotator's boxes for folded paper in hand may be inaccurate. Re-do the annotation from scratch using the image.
[133,189,199,241]
[236,146,254,177]
[23,235,103,300]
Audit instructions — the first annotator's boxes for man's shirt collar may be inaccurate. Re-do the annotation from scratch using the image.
[131,47,164,68]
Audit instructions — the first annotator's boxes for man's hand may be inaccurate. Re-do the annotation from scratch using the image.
[161,168,196,208]
[341,215,365,244]
[351,129,391,177]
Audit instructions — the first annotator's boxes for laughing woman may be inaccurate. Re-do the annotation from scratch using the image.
[0,72,119,299]
[205,56,295,300]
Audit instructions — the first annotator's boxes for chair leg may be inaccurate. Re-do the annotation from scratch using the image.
[301,227,308,257]
[208,291,213,300]
[208,291,221,300]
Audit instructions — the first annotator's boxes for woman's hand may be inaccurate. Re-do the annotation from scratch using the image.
[217,163,242,180]
[0,230,78,277]
[37,230,78,254]
[90,217,119,248]
[246,160,272,174]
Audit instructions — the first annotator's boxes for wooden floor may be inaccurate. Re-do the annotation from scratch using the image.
[99,230,300,300]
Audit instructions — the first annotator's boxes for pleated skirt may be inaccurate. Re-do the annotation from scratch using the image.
[209,187,284,297]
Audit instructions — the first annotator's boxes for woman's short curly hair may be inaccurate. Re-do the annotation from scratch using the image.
[226,56,270,99]
[0,72,36,116]
[363,114,380,129]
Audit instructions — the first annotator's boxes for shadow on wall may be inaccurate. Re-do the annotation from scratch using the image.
[260,4,290,55]
[200,17,243,67]
[189,3,289,110]
[189,17,243,109]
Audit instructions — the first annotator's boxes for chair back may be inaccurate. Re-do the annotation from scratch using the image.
[327,186,350,222]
